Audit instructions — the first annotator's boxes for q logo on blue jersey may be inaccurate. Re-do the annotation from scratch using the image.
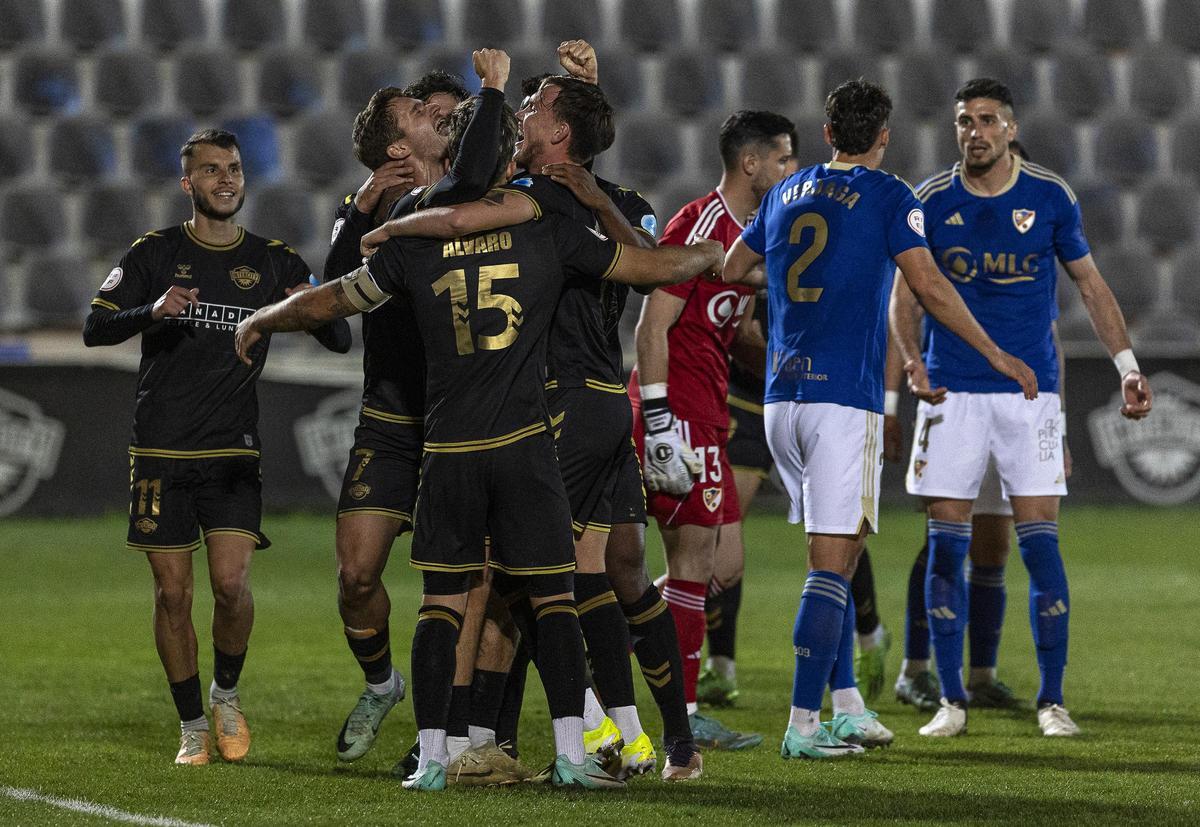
[641,214,657,237]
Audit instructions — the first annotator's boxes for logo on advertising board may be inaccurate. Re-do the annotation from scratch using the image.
[0,388,65,517]
[294,389,361,500]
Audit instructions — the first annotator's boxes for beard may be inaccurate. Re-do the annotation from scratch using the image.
[191,188,245,221]
[963,145,1005,173]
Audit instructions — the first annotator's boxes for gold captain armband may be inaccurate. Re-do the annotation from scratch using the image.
[341,265,390,312]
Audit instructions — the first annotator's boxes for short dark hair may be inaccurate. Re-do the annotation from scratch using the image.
[352,86,406,170]
[447,96,519,188]
[180,128,240,167]
[403,70,470,104]
[824,79,892,156]
[522,73,552,99]
[542,76,615,163]
[955,78,1015,112]
[718,110,796,169]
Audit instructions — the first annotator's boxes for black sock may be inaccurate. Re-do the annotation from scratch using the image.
[169,673,204,722]
[495,646,530,756]
[850,548,881,636]
[905,544,932,661]
[410,605,463,731]
[213,646,246,692]
[575,572,637,710]
[705,579,742,659]
[532,599,587,720]
[447,684,471,740]
[622,585,691,743]
[344,623,392,686]
[470,669,508,734]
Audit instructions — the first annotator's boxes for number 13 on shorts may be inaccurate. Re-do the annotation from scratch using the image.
[679,421,722,483]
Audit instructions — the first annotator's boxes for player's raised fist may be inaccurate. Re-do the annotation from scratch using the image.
[558,40,598,84]
[903,359,947,404]
[473,49,510,91]
[151,286,199,321]
[354,158,415,214]
[1120,371,1153,419]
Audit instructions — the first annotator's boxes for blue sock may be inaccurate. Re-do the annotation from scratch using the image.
[1016,522,1069,706]
[791,571,848,711]
[905,545,931,660]
[829,594,857,691]
[968,564,1006,672]
[925,520,971,703]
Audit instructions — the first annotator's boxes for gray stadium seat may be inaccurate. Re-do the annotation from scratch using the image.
[1090,242,1156,322]
[14,51,81,115]
[1170,246,1200,309]
[381,0,445,50]
[776,0,837,52]
[652,182,711,224]
[1048,48,1115,119]
[697,0,760,52]
[1014,110,1080,178]
[661,50,724,117]
[1162,0,1200,53]
[221,0,287,51]
[48,117,118,183]
[789,114,835,168]
[695,112,732,184]
[464,0,525,45]
[1081,0,1145,52]
[132,115,199,181]
[617,0,680,52]
[1128,48,1191,121]
[1170,116,1200,188]
[541,0,602,46]
[221,115,282,182]
[1073,181,1123,244]
[174,48,242,116]
[245,184,318,248]
[94,49,161,116]
[410,48,474,91]
[258,48,323,116]
[1009,0,1072,54]
[24,252,94,327]
[0,186,66,248]
[1134,181,1197,254]
[0,0,45,48]
[930,0,993,54]
[301,0,367,52]
[851,0,915,54]
[971,49,1040,111]
[819,53,884,101]
[139,0,205,51]
[879,118,924,185]
[293,111,358,186]
[338,51,405,110]
[160,181,196,227]
[1093,113,1157,184]
[508,48,564,106]
[616,115,683,189]
[81,185,152,253]
[61,0,126,51]
[0,121,32,182]
[895,50,962,120]
[736,49,804,114]
[594,49,644,111]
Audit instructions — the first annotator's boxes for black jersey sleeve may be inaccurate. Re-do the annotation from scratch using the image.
[324,194,375,281]
[281,244,353,353]
[616,188,658,241]
[552,218,623,283]
[363,237,409,300]
[82,231,162,346]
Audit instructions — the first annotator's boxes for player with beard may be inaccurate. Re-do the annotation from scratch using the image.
[82,129,349,765]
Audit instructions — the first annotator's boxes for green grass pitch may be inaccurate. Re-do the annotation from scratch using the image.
[2,506,1197,825]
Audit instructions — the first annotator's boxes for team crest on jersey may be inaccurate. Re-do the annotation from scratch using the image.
[100,267,123,291]
[1012,209,1036,234]
[230,266,261,289]
[0,388,65,518]
[702,487,722,512]
[294,389,362,500]
[135,517,158,534]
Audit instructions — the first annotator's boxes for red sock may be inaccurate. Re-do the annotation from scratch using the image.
[662,578,707,705]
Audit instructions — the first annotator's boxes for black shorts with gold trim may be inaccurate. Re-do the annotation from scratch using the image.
[411,428,575,577]
[125,449,269,553]
[726,392,773,478]
[336,407,423,531]
[549,382,647,535]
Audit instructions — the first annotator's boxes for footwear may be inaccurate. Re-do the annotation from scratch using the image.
[780,725,864,759]
[474,740,535,781]
[661,739,703,781]
[918,698,968,737]
[829,709,894,748]
[854,627,892,703]
[895,670,941,711]
[616,732,657,779]
[548,754,626,790]
[390,740,421,779]
[689,712,763,751]
[696,667,739,707]
[402,761,446,791]
[1038,703,1081,737]
[584,715,624,771]
[211,697,250,762]
[336,674,406,762]
[969,679,1033,711]
[446,747,511,786]
[174,730,210,765]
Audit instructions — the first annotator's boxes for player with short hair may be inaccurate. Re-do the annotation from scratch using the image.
[82,129,350,765]
[892,78,1153,738]
[723,79,1037,758]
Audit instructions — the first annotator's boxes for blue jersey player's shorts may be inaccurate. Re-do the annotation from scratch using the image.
[336,409,422,531]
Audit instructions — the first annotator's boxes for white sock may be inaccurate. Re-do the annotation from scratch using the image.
[709,654,736,681]
[969,666,997,687]
[686,701,698,716]
[583,688,606,730]
[446,734,471,762]
[857,624,885,651]
[551,716,586,764]
[366,669,396,697]
[607,705,643,742]
[180,715,209,733]
[417,728,448,772]
[788,706,820,736]
[832,687,866,716]
[902,658,930,678]
[468,725,496,749]
[209,680,237,704]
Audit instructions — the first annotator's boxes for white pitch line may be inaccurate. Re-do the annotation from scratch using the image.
[1,786,217,827]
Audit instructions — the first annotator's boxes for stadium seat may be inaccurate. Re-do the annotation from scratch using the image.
[380,0,445,50]
[790,114,836,168]
[1162,0,1200,53]
[258,48,323,117]
[1169,246,1200,310]
[221,0,287,51]
[0,0,45,48]
[736,49,804,114]
[23,251,94,327]
[301,0,367,52]
[616,0,680,53]
[694,112,731,184]
[409,48,474,92]
[594,49,644,111]
[1013,110,1079,178]
[338,51,405,110]
[0,121,32,183]
[1073,181,1124,244]
[929,0,993,54]
[926,121,960,174]
[616,115,683,189]
[1009,0,1072,54]
[48,117,118,183]
[697,0,760,52]
[221,115,281,182]
[292,110,358,187]
[819,53,884,100]
[131,115,199,181]
[1134,181,1197,254]
[463,0,525,45]
[1047,48,1115,119]
[661,49,724,117]
[775,0,837,52]
[850,0,914,54]
[652,181,711,222]
[1090,242,1156,322]
[508,48,564,104]
[971,48,1040,110]
[174,48,242,116]
[94,49,161,116]
[1128,48,1191,121]
[245,183,318,248]
[1081,0,1146,52]
[1092,112,1157,184]
[81,185,152,253]
[159,181,196,227]
[895,50,963,120]
[541,0,602,47]
[139,0,205,51]
[0,186,66,249]
[1170,116,1200,188]
[879,118,925,184]
[61,0,126,51]
[14,51,81,115]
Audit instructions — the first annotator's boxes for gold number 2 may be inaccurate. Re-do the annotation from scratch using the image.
[787,212,828,302]
[432,264,523,355]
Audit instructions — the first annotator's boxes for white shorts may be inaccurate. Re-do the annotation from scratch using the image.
[906,391,1066,502]
[973,456,1013,517]
[765,401,883,535]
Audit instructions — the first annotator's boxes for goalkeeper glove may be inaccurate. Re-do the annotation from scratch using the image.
[640,384,702,497]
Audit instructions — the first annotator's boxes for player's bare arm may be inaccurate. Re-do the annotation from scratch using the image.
[235,280,361,365]
[894,245,1039,400]
[542,163,655,249]
[557,39,598,84]
[721,237,767,286]
[360,190,530,256]
[888,271,948,405]
[1063,253,1152,420]
[609,238,724,288]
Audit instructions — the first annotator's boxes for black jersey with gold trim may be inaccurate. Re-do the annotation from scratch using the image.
[90,224,311,454]
[349,215,623,452]
[494,174,655,388]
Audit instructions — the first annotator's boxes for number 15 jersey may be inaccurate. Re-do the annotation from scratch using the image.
[742,161,927,414]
